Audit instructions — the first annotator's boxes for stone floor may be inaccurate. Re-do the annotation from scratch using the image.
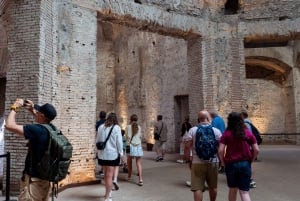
[2,144,300,201]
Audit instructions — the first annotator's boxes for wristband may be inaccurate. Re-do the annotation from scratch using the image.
[10,104,19,112]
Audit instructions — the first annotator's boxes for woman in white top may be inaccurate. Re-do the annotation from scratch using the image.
[126,114,143,186]
[96,113,123,201]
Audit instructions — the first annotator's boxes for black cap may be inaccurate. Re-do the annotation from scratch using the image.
[34,103,57,120]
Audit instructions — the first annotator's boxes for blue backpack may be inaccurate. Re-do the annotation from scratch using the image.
[195,125,218,160]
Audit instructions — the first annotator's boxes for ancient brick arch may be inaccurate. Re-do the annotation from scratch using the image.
[243,54,297,140]
[245,56,291,84]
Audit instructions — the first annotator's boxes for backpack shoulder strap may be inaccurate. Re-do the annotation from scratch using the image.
[39,124,58,154]
[40,123,58,133]
[197,124,212,132]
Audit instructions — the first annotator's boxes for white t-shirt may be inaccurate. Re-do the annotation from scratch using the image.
[185,123,222,164]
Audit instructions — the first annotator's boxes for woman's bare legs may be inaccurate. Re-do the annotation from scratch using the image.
[239,190,251,201]
[136,157,143,182]
[127,155,132,179]
[113,166,119,190]
[103,166,114,199]
[228,188,238,201]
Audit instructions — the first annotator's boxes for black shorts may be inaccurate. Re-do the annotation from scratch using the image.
[98,156,120,167]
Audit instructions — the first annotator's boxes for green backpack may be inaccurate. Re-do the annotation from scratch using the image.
[36,124,73,182]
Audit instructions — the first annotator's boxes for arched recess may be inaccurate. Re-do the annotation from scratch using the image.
[245,56,291,84]
[244,56,296,143]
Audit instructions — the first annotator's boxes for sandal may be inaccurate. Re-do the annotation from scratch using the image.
[126,177,131,181]
[138,180,143,186]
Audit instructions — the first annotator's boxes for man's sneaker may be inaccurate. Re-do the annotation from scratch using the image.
[250,180,256,188]
[99,170,104,177]
[155,156,160,162]
[185,181,191,187]
[159,157,164,161]
[176,159,184,164]
[218,166,225,174]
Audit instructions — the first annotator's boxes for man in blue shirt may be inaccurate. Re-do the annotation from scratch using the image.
[209,111,226,174]
[210,111,225,134]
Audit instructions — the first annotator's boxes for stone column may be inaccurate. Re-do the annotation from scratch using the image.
[187,37,203,125]
[53,1,98,183]
[294,41,300,144]
[200,33,246,118]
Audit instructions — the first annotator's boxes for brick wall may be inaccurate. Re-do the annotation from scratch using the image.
[97,22,189,152]
[4,0,98,192]
[5,0,41,191]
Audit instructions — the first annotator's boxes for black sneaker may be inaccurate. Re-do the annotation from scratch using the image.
[155,157,160,162]
[159,157,163,161]
[113,182,119,190]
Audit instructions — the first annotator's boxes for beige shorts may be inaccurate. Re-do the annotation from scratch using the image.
[190,163,218,192]
[19,174,50,201]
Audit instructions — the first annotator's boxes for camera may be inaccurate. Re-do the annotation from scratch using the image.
[22,99,30,107]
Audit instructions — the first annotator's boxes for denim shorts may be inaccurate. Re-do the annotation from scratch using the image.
[225,160,251,191]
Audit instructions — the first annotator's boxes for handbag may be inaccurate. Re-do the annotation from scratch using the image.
[96,125,115,150]
[154,133,160,140]
[154,123,163,140]
[126,145,130,154]
[126,134,134,154]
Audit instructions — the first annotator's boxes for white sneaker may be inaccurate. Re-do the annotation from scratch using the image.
[105,199,112,201]
[185,181,191,187]
[250,180,256,188]
[176,159,184,163]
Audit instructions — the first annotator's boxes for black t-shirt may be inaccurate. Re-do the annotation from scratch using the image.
[23,124,50,177]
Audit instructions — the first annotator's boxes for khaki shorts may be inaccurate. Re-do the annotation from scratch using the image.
[190,162,218,191]
[19,174,50,201]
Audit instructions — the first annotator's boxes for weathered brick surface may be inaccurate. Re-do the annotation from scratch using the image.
[4,0,41,192]
[52,1,98,186]
[0,0,299,193]
[97,23,189,152]
[187,38,203,126]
